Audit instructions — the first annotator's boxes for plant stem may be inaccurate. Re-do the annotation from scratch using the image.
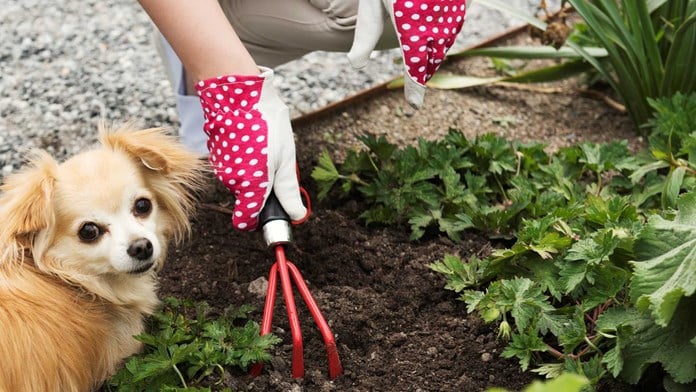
[173,364,188,388]
[493,173,509,201]
[346,173,369,186]
[546,344,564,359]
[672,158,696,176]
[584,336,600,353]
[367,153,379,173]
[546,343,592,361]
[215,364,226,384]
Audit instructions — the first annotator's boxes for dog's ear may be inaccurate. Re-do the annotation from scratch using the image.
[0,151,57,260]
[100,125,205,242]
[99,125,204,177]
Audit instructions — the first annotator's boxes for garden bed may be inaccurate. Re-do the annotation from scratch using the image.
[154,27,645,391]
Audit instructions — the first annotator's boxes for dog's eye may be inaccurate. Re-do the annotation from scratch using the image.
[134,198,152,216]
[78,223,101,242]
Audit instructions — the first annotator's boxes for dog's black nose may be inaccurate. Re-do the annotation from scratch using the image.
[128,238,153,260]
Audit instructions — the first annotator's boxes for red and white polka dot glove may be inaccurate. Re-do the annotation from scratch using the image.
[196,67,307,231]
[348,0,467,108]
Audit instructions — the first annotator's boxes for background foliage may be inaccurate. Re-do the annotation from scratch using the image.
[312,92,696,390]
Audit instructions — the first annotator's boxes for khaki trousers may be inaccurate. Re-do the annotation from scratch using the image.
[219,0,397,67]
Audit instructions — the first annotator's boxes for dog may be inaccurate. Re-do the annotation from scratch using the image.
[0,125,204,391]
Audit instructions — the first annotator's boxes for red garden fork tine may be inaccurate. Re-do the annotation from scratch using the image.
[274,245,304,378]
[286,261,342,378]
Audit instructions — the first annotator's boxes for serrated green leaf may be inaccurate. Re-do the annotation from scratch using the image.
[530,362,564,379]
[311,149,340,200]
[521,259,563,300]
[602,344,624,378]
[597,298,696,384]
[129,353,174,382]
[501,332,548,371]
[495,278,555,333]
[358,134,397,163]
[311,149,339,182]
[560,230,622,294]
[429,254,482,291]
[584,195,637,227]
[631,192,696,326]
[488,373,589,392]
[552,308,587,352]
[529,232,572,259]
[630,160,671,184]
[578,355,607,384]
[438,214,474,242]
[582,265,629,311]
[462,290,485,313]
[169,343,199,364]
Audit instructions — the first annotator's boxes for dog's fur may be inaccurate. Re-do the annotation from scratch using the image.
[0,126,204,391]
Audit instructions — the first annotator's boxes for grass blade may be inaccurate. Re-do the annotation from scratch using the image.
[662,10,696,95]
[389,59,593,90]
[505,59,593,83]
[387,74,503,89]
[647,0,669,13]
[449,45,608,59]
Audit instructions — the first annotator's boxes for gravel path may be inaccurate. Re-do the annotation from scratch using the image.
[0,0,558,178]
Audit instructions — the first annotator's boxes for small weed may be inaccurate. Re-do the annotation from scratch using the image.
[104,297,279,391]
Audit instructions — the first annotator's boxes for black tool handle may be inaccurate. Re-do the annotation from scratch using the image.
[259,191,290,225]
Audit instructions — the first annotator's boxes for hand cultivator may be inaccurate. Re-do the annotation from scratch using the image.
[250,192,343,379]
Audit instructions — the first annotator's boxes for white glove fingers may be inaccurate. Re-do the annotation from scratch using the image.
[403,74,426,108]
[273,160,307,221]
[347,0,387,69]
[391,0,468,107]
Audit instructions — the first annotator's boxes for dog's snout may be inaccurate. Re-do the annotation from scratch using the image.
[127,238,153,260]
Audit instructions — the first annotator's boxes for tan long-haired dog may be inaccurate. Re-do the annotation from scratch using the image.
[0,126,204,391]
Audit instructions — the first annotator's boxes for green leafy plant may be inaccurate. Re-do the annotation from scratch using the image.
[565,0,696,129]
[105,297,279,391]
[631,92,696,209]
[312,92,696,389]
[488,373,589,392]
[312,130,642,241]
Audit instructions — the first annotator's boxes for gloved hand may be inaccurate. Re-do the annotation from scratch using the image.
[196,67,307,231]
[348,0,467,108]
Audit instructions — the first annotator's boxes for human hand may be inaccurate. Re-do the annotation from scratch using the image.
[196,67,307,231]
[348,0,467,108]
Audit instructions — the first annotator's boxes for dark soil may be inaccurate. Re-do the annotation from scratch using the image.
[157,29,647,392]
[161,178,537,392]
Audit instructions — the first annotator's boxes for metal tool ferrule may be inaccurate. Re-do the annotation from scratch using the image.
[263,219,292,247]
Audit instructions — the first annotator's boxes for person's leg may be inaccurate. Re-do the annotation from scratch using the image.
[219,0,397,67]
